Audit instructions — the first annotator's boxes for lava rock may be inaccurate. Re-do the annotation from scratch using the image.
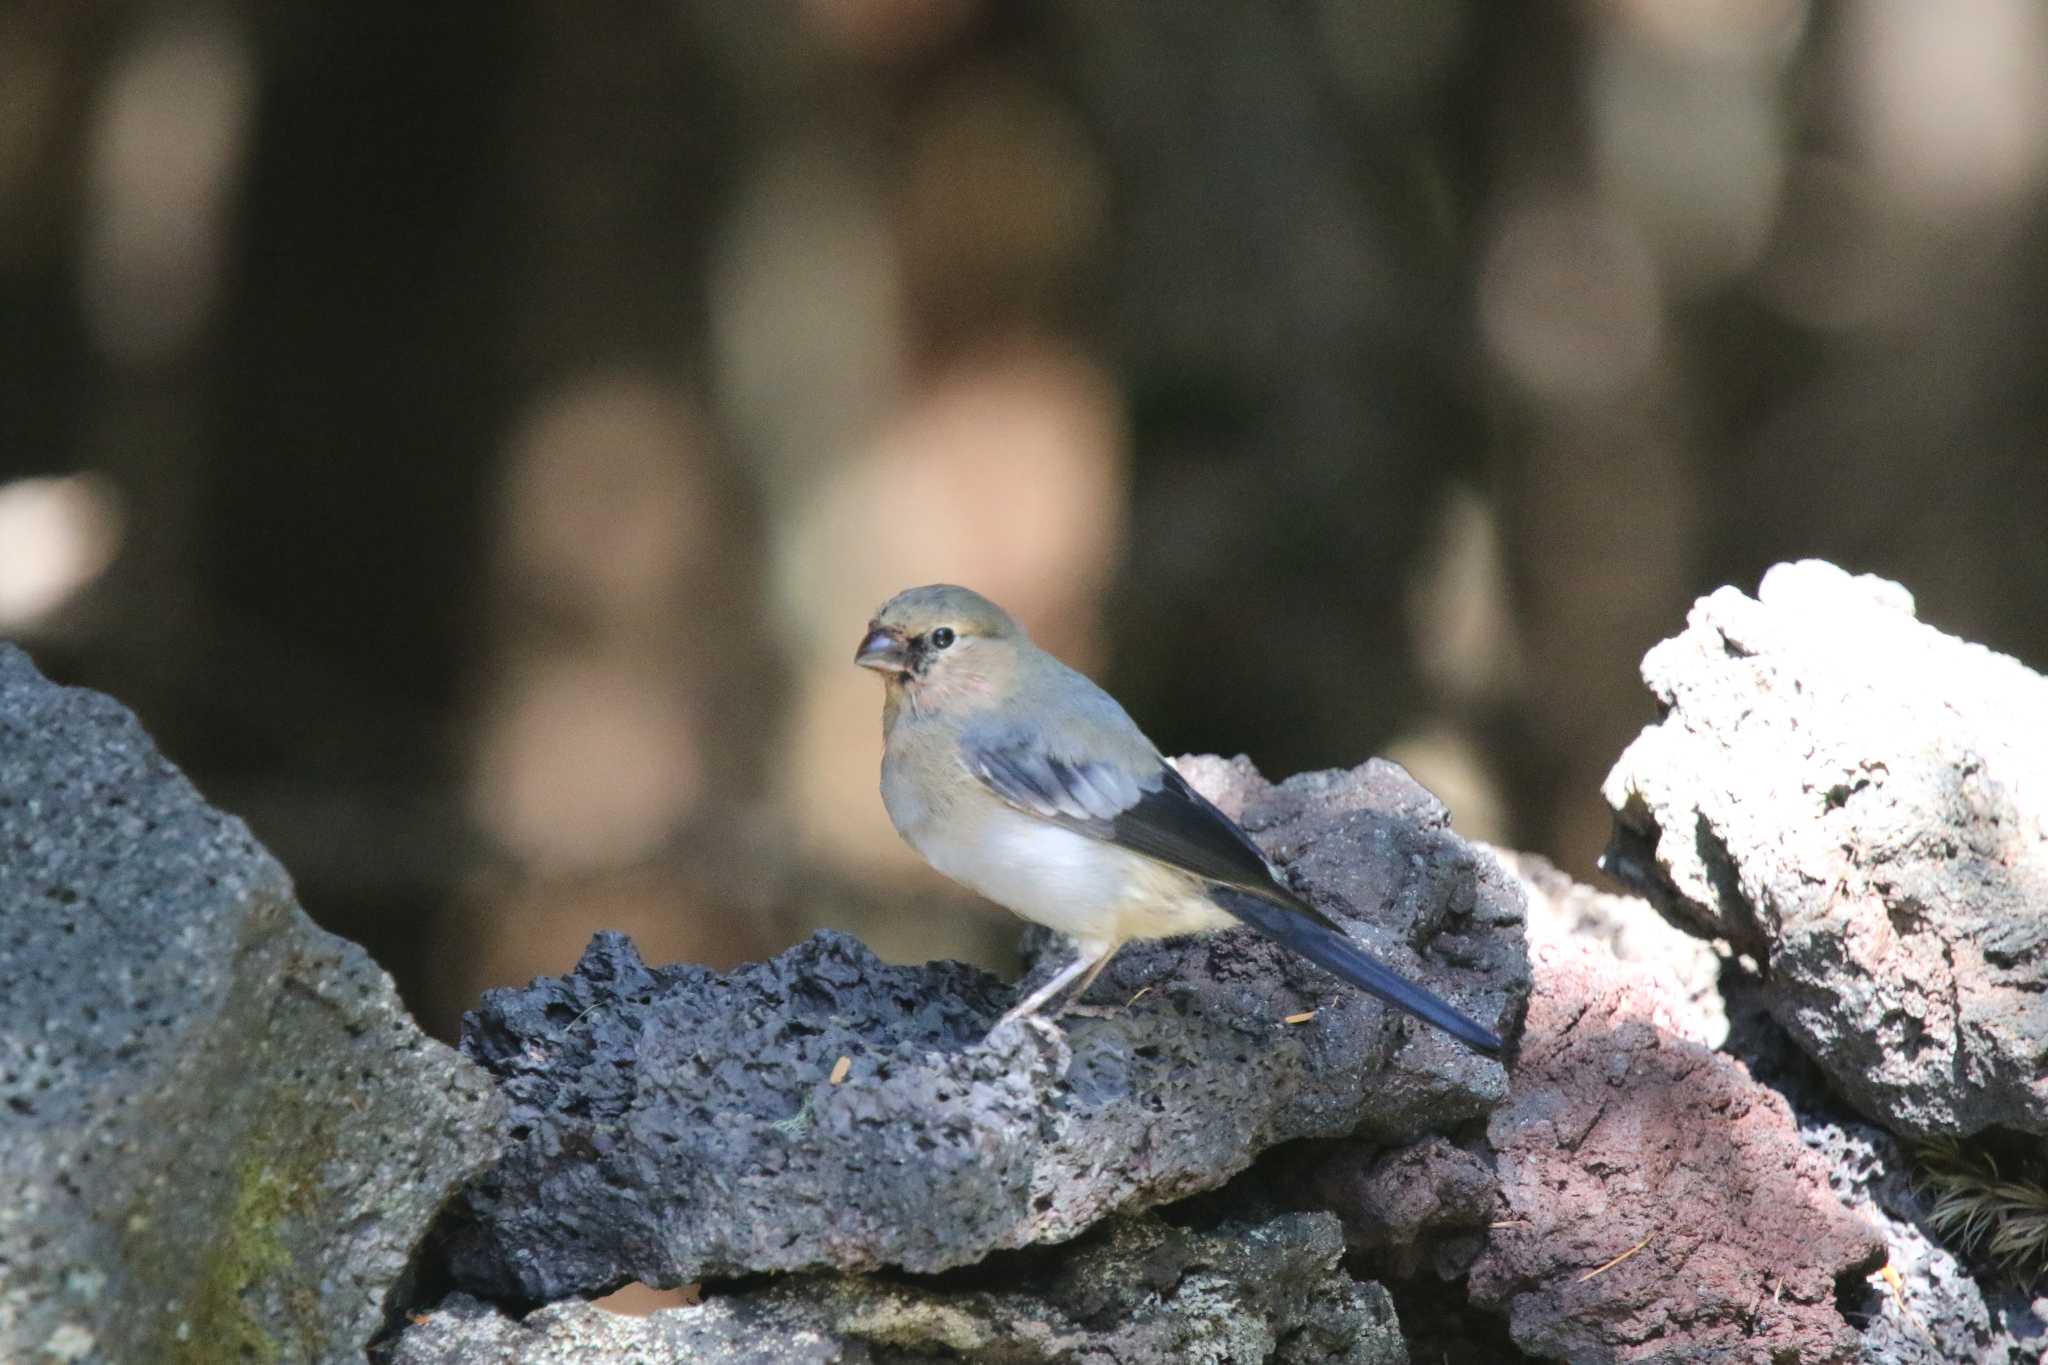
[1493,848,1726,1046]
[0,644,503,1364]
[395,1213,1408,1365]
[1298,855,1731,1298]
[439,755,1527,1300]
[1601,560,2048,1137]
[1468,927,1884,1365]
[1298,1135,1497,1280]
[1719,974,2048,1365]
[1804,1118,2046,1365]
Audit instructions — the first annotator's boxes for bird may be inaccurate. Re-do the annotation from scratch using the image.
[854,583,1503,1056]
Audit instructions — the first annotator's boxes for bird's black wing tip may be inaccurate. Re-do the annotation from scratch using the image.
[1210,886,1507,1059]
[1457,1021,1508,1058]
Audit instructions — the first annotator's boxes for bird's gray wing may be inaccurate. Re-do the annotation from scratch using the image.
[961,724,1285,900]
[961,718,1507,1056]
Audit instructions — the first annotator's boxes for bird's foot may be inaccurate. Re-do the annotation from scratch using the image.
[982,1011,1065,1048]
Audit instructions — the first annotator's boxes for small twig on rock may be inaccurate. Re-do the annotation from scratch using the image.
[1577,1234,1652,1283]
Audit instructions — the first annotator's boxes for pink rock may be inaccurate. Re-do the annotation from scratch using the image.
[1470,931,1884,1364]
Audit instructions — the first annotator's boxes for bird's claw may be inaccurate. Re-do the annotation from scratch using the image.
[982,1011,1065,1047]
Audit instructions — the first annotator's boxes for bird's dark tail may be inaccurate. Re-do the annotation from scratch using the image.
[1212,888,1505,1056]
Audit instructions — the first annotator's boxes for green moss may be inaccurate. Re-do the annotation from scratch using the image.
[130,1113,338,1365]
[173,1158,297,1364]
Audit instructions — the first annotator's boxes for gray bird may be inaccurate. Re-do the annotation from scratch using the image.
[855,583,1503,1055]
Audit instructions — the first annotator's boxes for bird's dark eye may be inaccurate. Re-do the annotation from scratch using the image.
[929,626,956,650]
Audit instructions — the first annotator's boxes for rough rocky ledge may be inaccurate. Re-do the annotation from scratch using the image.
[1298,854,1889,1365]
[436,755,1529,1302]
[24,557,2041,1364]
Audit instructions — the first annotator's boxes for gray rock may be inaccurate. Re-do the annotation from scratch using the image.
[1806,1119,2041,1365]
[441,756,1526,1300]
[1600,560,2048,1137]
[1718,978,2047,1365]
[396,1213,1409,1365]
[1297,1135,1498,1280]
[0,644,503,1365]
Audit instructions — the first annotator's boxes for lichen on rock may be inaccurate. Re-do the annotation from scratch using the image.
[0,644,504,1364]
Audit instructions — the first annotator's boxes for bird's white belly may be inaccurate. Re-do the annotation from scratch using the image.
[911,805,1236,946]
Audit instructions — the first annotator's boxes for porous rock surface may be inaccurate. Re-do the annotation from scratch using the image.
[439,755,1527,1301]
[1800,1111,2045,1365]
[1467,901,1884,1364]
[1296,855,1720,1296]
[1297,1134,1498,1281]
[0,644,503,1364]
[1601,560,2048,1137]
[1718,978,2048,1365]
[396,1213,1409,1365]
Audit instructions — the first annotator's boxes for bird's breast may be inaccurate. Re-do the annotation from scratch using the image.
[911,803,1235,945]
[877,742,935,843]
[877,720,1234,944]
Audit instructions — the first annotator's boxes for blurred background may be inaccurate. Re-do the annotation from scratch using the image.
[5,0,2047,1041]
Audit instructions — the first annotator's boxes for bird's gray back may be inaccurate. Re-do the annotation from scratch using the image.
[997,648,1162,771]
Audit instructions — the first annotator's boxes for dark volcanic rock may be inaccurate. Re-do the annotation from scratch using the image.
[0,644,503,1364]
[1601,560,2048,1137]
[441,755,1527,1300]
[397,1213,1409,1365]
[1300,1135,1498,1280]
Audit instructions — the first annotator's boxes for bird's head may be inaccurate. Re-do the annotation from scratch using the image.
[856,584,1022,712]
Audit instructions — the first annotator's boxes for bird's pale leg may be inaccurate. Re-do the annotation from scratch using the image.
[992,941,1116,1031]
[1055,942,1125,1018]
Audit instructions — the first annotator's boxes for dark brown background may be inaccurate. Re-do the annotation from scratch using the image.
[6,0,2046,1041]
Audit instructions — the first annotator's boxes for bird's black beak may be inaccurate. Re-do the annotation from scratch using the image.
[855,623,910,674]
